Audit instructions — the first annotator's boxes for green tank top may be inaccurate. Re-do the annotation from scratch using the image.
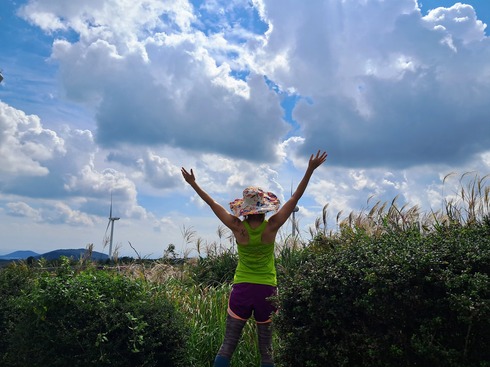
[233,220,277,286]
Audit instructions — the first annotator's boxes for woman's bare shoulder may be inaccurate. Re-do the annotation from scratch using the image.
[232,220,249,244]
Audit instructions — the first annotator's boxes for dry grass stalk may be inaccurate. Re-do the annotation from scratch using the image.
[314,171,490,241]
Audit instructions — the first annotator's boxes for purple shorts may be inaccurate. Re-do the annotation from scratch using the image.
[228,283,278,323]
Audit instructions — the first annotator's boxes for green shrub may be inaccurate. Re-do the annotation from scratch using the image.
[189,249,238,287]
[0,263,35,363]
[276,245,313,282]
[274,224,490,367]
[3,258,189,367]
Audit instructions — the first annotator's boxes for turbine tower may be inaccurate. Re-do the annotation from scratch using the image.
[104,194,120,260]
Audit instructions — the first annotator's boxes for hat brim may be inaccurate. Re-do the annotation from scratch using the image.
[229,196,280,217]
[239,206,277,217]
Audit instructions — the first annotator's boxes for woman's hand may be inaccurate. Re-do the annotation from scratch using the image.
[308,150,328,171]
[181,167,196,185]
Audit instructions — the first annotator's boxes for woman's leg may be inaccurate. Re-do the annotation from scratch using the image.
[213,314,247,367]
[257,321,274,367]
[252,284,277,367]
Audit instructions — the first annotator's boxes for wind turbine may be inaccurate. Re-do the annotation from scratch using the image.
[104,194,120,260]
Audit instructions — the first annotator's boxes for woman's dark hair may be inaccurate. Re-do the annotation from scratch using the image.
[245,213,266,220]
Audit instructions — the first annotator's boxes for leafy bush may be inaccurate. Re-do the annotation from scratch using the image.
[189,249,238,287]
[274,223,490,367]
[2,258,189,367]
[0,263,35,362]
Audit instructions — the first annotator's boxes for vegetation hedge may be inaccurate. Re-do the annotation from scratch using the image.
[0,263,34,362]
[0,258,189,367]
[274,223,490,367]
[189,248,238,286]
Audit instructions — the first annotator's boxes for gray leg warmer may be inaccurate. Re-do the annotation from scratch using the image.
[217,314,247,359]
[257,322,274,366]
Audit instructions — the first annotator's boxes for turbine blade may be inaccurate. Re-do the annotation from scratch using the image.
[104,220,111,236]
[102,219,111,248]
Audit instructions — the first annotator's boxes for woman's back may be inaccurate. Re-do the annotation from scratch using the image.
[234,220,277,286]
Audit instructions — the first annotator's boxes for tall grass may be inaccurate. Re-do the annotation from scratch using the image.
[161,280,261,367]
[307,172,490,245]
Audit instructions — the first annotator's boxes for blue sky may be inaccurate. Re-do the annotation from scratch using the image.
[1,0,490,258]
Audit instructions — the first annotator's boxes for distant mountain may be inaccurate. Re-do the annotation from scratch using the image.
[0,248,109,261]
[35,248,109,261]
[0,250,39,260]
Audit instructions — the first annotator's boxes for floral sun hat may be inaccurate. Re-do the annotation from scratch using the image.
[229,186,280,217]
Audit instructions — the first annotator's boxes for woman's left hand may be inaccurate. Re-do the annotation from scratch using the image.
[181,167,196,184]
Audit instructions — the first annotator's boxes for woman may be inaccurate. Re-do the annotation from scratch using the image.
[181,150,327,367]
